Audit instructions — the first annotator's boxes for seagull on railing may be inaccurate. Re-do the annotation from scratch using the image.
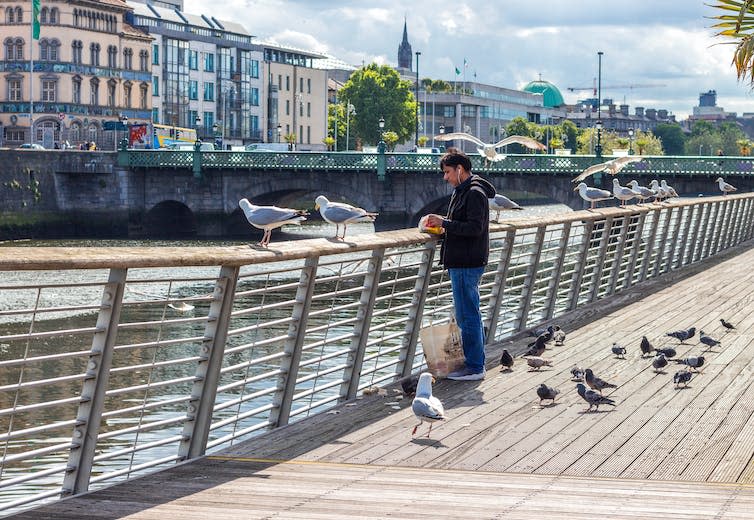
[661,179,679,198]
[489,194,523,222]
[239,198,308,247]
[574,182,612,209]
[572,156,643,183]
[315,195,378,240]
[433,132,545,164]
[716,177,737,195]
[628,180,655,203]
[612,179,637,206]
[649,180,670,202]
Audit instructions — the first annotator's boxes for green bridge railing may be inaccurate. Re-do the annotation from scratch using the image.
[117,149,754,178]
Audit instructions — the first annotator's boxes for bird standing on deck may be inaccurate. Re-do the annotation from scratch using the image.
[652,353,668,373]
[666,327,696,344]
[411,373,445,437]
[314,195,378,240]
[489,194,523,222]
[699,331,721,350]
[673,370,693,388]
[500,349,514,371]
[526,357,552,370]
[571,366,585,382]
[536,383,560,406]
[433,132,545,164]
[661,179,679,198]
[572,156,643,183]
[716,177,737,195]
[640,336,654,358]
[611,343,627,359]
[584,368,617,394]
[238,198,308,247]
[574,182,613,209]
[576,383,616,412]
[676,356,705,371]
[720,318,736,332]
[552,326,566,347]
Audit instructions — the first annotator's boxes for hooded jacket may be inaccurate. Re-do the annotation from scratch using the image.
[440,174,497,268]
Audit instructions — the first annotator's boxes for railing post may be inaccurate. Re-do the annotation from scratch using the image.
[638,209,660,282]
[744,197,754,241]
[622,211,646,288]
[178,265,239,460]
[651,207,674,278]
[484,229,516,340]
[727,198,743,248]
[606,215,629,295]
[685,203,704,265]
[566,219,594,311]
[675,205,694,269]
[718,199,735,251]
[587,216,613,302]
[269,256,318,427]
[664,206,685,272]
[699,202,719,260]
[62,268,126,497]
[397,242,436,379]
[340,248,385,401]
[543,223,571,320]
[709,199,728,254]
[514,226,546,331]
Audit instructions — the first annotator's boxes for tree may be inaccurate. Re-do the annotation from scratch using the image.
[559,120,579,154]
[709,1,754,86]
[382,131,399,151]
[653,123,686,155]
[337,64,416,146]
[322,136,335,151]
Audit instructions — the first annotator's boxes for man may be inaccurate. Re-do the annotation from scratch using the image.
[425,148,496,381]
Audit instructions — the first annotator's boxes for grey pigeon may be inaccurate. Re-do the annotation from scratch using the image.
[655,347,676,359]
[720,318,735,332]
[652,353,668,373]
[611,343,627,359]
[536,383,560,405]
[527,328,553,348]
[584,368,617,394]
[526,357,552,371]
[500,349,514,371]
[411,373,445,437]
[699,331,721,350]
[676,356,705,371]
[640,336,654,358]
[401,374,421,396]
[524,337,547,357]
[576,383,616,412]
[570,366,585,382]
[666,327,696,344]
[673,370,693,388]
[552,326,566,346]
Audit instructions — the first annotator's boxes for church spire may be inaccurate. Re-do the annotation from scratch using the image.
[398,17,412,70]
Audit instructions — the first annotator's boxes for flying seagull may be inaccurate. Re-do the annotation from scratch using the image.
[572,156,642,183]
[314,195,377,240]
[716,177,737,195]
[239,198,308,247]
[411,372,445,437]
[489,194,523,221]
[574,182,612,209]
[433,132,545,163]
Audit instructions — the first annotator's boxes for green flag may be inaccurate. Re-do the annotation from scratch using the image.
[454,67,461,76]
[32,0,40,40]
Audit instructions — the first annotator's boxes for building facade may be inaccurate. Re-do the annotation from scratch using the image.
[1,0,152,148]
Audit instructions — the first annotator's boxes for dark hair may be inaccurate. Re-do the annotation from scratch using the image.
[439,147,472,172]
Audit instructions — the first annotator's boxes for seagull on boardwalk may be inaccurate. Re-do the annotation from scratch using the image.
[584,368,617,394]
[611,343,627,359]
[239,198,308,247]
[676,356,705,371]
[500,349,514,371]
[536,383,560,406]
[673,370,693,388]
[716,177,737,195]
[628,180,655,203]
[574,183,613,209]
[314,195,378,240]
[411,373,445,437]
[661,179,679,198]
[613,179,637,206]
[572,156,643,183]
[666,327,696,344]
[652,353,668,373]
[720,318,735,332]
[699,331,721,350]
[576,383,616,412]
[489,194,523,221]
[640,336,654,358]
[433,132,545,163]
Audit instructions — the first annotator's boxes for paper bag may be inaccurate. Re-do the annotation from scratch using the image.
[419,318,465,378]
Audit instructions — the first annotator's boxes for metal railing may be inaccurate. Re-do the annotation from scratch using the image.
[0,193,753,515]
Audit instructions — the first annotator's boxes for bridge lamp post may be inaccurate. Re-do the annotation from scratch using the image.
[595,119,603,159]
[415,51,421,149]
[116,113,128,151]
[345,102,355,151]
[438,124,445,152]
[194,115,201,142]
[628,129,634,155]
[277,124,282,143]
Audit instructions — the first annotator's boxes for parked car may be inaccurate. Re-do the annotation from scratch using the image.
[17,143,45,150]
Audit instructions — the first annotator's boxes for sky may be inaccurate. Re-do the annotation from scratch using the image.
[184,0,754,120]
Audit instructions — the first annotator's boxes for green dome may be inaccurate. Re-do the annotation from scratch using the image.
[522,80,564,108]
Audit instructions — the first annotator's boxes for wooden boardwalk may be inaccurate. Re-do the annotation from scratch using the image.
[14,242,754,519]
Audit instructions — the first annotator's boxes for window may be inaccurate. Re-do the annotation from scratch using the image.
[277,74,281,89]
[307,102,310,117]
[140,84,148,109]
[40,39,60,61]
[299,77,303,93]
[188,80,198,100]
[286,76,290,91]
[107,81,116,106]
[5,38,24,60]
[203,82,214,101]
[8,78,22,102]
[203,52,213,72]
[108,45,117,68]
[72,77,81,104]
[250,114,258,131]
[42,79,56,102]
[152,44,159,65]
[203,111,213,132]
[124,82,132,108]
[72,40,82,64]
[307,78,311,94]
[152,76,159,96]
[90,43,100,66]
[250,59,259,78]
[70,122,81,143]
[285,99,289,115]
[6,6,22,23]
[139,50,148,71]
[250,87,259,106]
[188,50,198,70]
[152,107,159,124]
[87,124,97,143]
[36,121,60,143]
[299,101,303,117]
[123,48,133,70]
[90,79,99,105]
[40,7,47,23]
[49,7,58,24]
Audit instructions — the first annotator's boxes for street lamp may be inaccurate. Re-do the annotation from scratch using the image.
[194,115,201,142]
[378,116,386,152]
[628,128,634,155]
[116,113,128,151]
[595,119,603,159]
[345,102,355,151]
[415,51,421,149]
[277,124,282,143]
[596,51,603,159]
[438,124,445,152]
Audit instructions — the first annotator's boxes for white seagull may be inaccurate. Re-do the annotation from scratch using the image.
[661,179,679,198]
[411,373,445,437]
[489,194,523,222]
[574,182,613,209]
[716,177,737,195]
[572,156,643,183]
[433,132,545,163]
[239,198,308,247]
[314,195,378,240]
[612,178,637,206]
[628,180,655,203]
[649,180,670,202]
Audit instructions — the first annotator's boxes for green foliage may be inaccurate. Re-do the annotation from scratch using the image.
[560,120,579,154]
[709,0,754,86]
[576,128,663,155]
[322,136,335,151]
[685,120,746,155]
[382,131,399,151]
[653,123,686,155]
[338,63,416,145]
[417,135,429,147]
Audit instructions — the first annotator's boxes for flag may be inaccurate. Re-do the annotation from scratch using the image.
[32,0,41,40]
[455,67,461,76]
[463,58,468,68]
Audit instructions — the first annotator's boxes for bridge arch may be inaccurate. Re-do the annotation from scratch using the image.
[144,200,196,237]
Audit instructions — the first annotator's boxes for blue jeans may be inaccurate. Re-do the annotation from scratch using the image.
[449,267,485,373]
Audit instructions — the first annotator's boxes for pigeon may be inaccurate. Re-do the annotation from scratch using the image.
[584,368,617,394]
[666,327,696,344]
[433,132,545,164]
[570,366,585,382]
[576,383,616,412]
[572,156,643,183]
[500,349,514,371]
[652,353,668,373]
[574,182,613,209]
[716,177,737,195]
[527,326,555,346]
[536,383,560,406]
[673,370,693,388]
[628,180,655,203]
[524,339,547,357]
[314,195,378,240]
[401,374,421,396]
[676,356,705,371]
[526,357,552,370]
[612,179,637,206]
[640,336,654,358]
[238,198,308,247]
[655,347,677,359]
[411,373,445,437]
[699,330,721,350]
[611,343,627,359]
[529,325,552,338]
[489,194,523,221]
[552,326,566,347]
[720,318,736,332]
